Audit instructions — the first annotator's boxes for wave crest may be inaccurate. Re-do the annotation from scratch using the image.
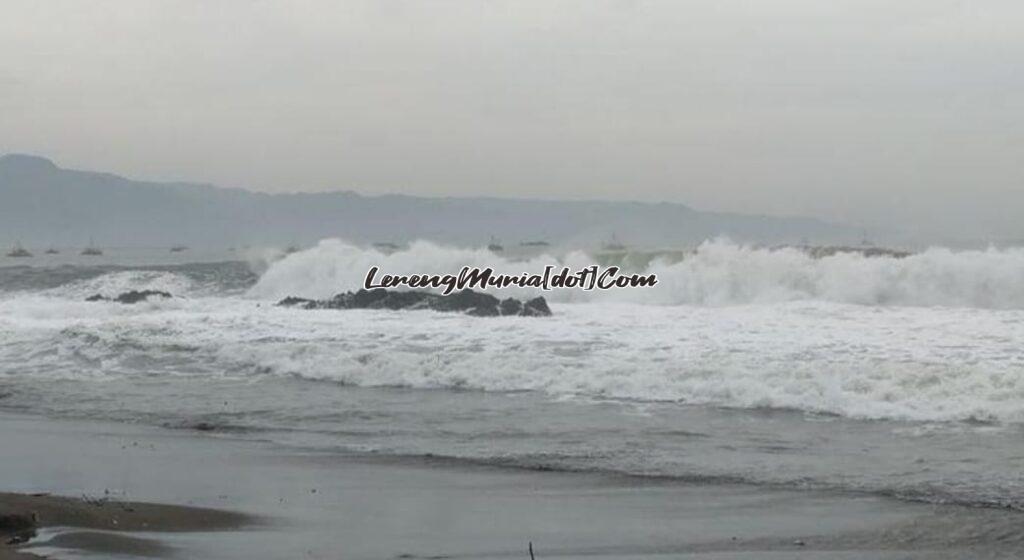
[49,270,196,300]
[249,238,1024,309]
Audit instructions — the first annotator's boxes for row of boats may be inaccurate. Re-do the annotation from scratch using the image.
[483,235,626,253]
[7,236,630,258]
[4,244,190,258]
[365,236,627,254]
[5,242,104,257]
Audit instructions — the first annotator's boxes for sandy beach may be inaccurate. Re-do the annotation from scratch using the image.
[0,411,1021,559]
[0,491,251,560]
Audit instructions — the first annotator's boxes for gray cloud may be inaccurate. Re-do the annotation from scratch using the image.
[1,0,1021,241]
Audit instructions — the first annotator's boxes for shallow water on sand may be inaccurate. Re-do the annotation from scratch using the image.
[5,413,1024,560]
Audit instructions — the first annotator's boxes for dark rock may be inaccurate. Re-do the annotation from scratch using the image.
[86,290,172,304]
[115,290,172,304]
[277,288,551,317]
[277,296,318,309]
[349,288,390,308]
[466,304,500,317]
[522,297,552,317]
[431,290,500,313]
[795,245,913,259]
[322,294,350,309]
[378,290,433,310]
[499,298,523,316]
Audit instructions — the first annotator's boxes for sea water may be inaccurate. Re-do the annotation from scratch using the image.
[2,239,1024,510]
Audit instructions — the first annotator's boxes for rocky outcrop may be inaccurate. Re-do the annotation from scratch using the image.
[85,290,173,304]
[278,289,551,317]
[785,245,913,259]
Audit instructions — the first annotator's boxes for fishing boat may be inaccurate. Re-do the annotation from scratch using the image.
[373,242,401,251]
[602,233,627,252]
[6,243,32,258]
[81,239,103,256]
[170,245,188,253]
[487,236,504,252]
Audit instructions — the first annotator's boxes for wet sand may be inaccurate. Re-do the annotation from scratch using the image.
[0,492,251,559]
[1,412,1022,559]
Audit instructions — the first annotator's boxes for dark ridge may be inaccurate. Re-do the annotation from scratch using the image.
[0,153,862,248]
[278,288,552,317]
[781,245,913,259]
[85,290,173,304]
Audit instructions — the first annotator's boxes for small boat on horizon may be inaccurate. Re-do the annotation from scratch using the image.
[81,237,104,256]
[602,233,627,252]
[372,242,401,251]
[44,248,60,255]
[487,236,504,252]
[170,245,188,253]
[6,243,32,258]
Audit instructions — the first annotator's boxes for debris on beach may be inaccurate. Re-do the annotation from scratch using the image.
[0,511,38,546]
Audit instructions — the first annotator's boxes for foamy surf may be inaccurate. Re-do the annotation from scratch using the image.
[3,244,1024,513]
[249,238,1024,309]
[3,281,1024,422]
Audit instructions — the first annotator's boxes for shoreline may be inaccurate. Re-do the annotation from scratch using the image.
[2,411,1024,559]
[0,492,253,560]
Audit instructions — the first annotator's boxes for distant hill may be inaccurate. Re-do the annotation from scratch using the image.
[0,154,860,248]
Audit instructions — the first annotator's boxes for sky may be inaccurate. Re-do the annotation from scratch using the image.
[1,0,1022,240]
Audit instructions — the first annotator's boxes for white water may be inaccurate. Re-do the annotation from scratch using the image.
[4,243,1024,511]
[49,270,198,299]
[3,282,1024,423]
[2,239,1023,423]
[250,238,1024,309]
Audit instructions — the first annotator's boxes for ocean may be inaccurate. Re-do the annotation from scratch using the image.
[2,239,1024,513]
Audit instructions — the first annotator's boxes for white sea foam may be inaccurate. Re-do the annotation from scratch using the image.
[47,270,197,300]
[248,238,1024,309]
[248,239,577,301]
[3,241,1024,422]
[3,287,1024,422]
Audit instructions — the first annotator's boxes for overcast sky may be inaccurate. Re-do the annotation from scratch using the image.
[1,1,1022,239]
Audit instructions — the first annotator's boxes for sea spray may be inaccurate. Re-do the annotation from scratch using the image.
[248,238,1024,309]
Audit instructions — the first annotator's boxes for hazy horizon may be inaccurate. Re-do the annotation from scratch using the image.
[1,152,874,249]
[0,151,851,220]
[3,1,1022,240]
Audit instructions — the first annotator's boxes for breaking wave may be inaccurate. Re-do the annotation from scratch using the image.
[2,240,1024,424]
[48,270,197,299]
[3,292,1024,423]
[249,238,1024,309]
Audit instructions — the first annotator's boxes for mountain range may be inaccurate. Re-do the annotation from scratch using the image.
[0,153,862,249]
